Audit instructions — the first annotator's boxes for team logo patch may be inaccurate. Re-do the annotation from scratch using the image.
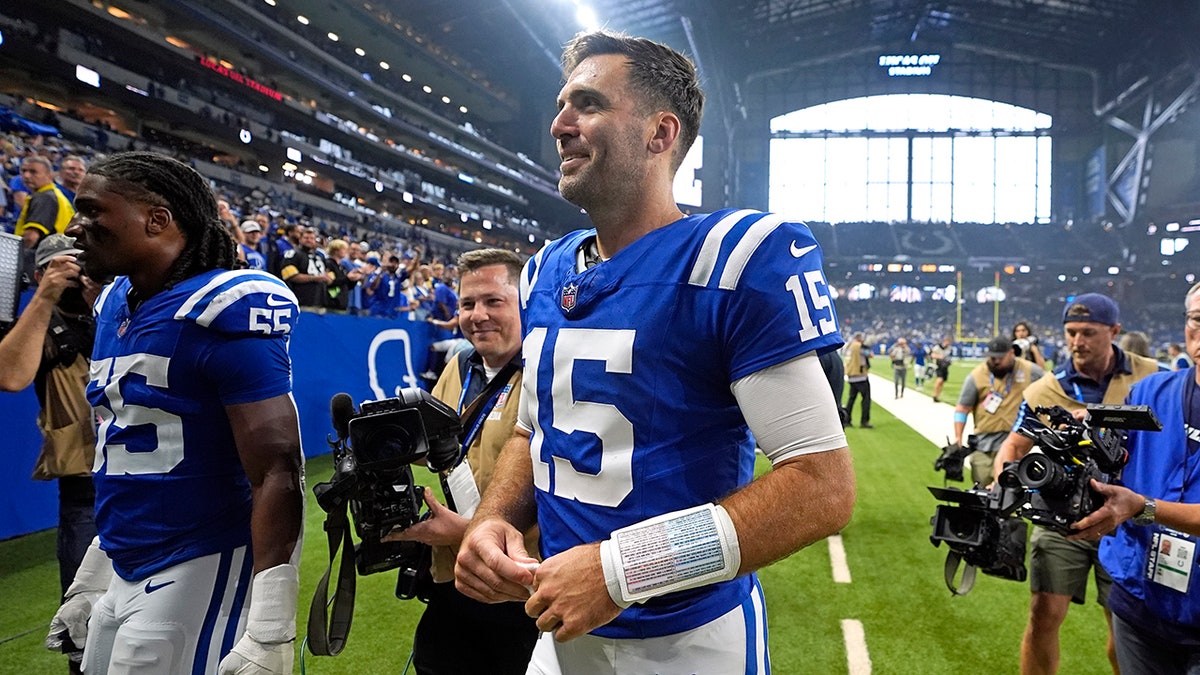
[561,282,578,311]
[116,317,131,338]
[496,384,512,407]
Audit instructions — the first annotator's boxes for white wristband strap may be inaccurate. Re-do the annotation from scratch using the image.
[245,563,299,644]
[599,504,741,608]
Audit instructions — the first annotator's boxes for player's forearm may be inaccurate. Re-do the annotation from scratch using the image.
[1154,501,1200,537]
[249,466,304,570]
[0,293,54,391]
[470,432,537,533]
[721,447,854,573]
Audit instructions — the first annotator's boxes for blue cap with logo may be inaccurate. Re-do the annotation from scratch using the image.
[1063,293,1119,326]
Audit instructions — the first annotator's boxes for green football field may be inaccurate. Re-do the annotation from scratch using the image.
[0,360,1115,674]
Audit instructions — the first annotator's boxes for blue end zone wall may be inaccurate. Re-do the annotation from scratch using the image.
[0,311,436,541]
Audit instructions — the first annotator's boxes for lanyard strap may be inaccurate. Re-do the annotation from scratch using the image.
[455,361,519,466]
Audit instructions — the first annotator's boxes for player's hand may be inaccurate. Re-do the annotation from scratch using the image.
[384,487,467,547]
[455,517,537,603]
[1068,480,1142,541]
[525,543,622,642]
[217,634,293,675]
[35,256,82,304]
[45,589,102,656]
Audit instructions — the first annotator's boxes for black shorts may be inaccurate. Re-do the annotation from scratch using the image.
[935,362,951,379]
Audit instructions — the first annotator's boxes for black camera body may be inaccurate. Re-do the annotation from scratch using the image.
[1009,404,1158,534]
[929,483,1028,583]
[314,389,462,580]
[934,435,977,482]
[1012,335,1038,358]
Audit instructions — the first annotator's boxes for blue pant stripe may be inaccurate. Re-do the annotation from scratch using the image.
[192,550,233,675]
[220,549,254,658]
[740,577,770,675]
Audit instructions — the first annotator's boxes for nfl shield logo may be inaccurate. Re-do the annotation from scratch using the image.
[561,283,578,312]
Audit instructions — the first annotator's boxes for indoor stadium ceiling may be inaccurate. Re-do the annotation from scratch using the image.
[363,0,1193,96]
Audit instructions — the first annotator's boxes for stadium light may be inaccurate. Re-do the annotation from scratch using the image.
[297,15,309,25]
[263,0,275,5]
[355,47,365,56]
[402,73,412,82]
[441,96,451,104]
[576,4,600,30]
[327,32,339,42]
[380,61,390,70]
[422,85,433,94]
[459,105,468,114]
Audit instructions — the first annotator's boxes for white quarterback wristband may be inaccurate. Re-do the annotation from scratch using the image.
[599,504,742,608]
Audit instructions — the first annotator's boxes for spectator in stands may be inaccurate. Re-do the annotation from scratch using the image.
[407,267,431,321]
[845,332,872,428]
[889,337,911,398]
[1012,321,1047,369]
[931,336,953,403]
[238,220,267,270]
[365,255,400,318]
[269,222,301,276]
[279,227,333,309]
[1168,342,1191,371]
[0,235,100,674]
[993,293,1160,675]
[56,155,87,203]
[8,158,29,217]
[15,156,74,250]
[950,336,1042,486]
[324,239,362,312]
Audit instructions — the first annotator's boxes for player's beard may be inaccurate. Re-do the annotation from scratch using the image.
[559,131,650,212]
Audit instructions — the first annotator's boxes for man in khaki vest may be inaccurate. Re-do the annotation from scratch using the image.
[992,293,1159,675]
[949,336,1042,485]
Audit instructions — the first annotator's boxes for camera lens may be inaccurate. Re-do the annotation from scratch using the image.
[1017,454,1067,493]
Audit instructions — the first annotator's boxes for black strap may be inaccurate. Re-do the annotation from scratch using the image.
[306,502,358,656]
[943,551,978,596]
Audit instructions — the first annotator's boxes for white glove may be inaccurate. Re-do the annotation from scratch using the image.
[218,563,298,675]
[46,536,113,656]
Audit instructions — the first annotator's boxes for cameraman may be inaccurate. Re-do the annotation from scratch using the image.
[992,294,1159,675]
[384,248,539,674]
[1012,321,1046,368]
[1067,282,1200,673]
[949,337,1042,485]
[0,234,100,674]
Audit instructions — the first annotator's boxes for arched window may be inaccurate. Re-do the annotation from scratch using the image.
[769,94,1051,224]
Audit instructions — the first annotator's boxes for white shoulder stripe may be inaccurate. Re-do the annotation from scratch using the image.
[718,213,788,290]
[193,280,298,327]
[174,270,249,319]
[687,209,758,288]
[94,280,116,316]
[521,248,546,310]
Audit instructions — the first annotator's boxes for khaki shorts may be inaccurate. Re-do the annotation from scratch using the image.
[1029,527,1111,606]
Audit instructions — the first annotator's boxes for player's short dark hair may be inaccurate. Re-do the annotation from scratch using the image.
[562,30,704,171]
[457,248,523,285]
[88,151,237,287]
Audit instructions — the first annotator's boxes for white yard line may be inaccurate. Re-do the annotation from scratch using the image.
[828,533,852,583]
[841,618,872,675]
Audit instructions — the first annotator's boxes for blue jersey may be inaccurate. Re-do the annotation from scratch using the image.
[520,209,842,638]
[89,270,298,581]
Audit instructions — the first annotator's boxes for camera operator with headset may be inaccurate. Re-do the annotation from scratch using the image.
[383,248,541,674]
[992,294,1159,675]
[0,234,102,674]
[1066,282,1200,674]
[946,336,1043,486]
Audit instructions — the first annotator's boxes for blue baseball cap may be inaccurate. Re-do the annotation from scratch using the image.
[1063,293,1119,326]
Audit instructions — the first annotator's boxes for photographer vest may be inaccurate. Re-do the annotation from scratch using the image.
[968,359,1036,434]
[428,350,535,583]
[1023,351,1159,411]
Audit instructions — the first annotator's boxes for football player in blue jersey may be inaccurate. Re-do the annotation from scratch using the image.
[455,31,855,673]
[47,152,305,675]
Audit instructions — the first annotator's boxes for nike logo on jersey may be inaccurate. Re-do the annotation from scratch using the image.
[265,294,290,307]
[790,242,817,258]
[144,579,175,594]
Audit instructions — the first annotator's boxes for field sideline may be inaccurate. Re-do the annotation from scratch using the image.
[0,361,1117,673]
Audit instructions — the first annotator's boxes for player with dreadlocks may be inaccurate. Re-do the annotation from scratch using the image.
[47,152,305,675]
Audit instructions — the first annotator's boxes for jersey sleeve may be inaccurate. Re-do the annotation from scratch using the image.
[716,214,843,381]
[173,270,300,337]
